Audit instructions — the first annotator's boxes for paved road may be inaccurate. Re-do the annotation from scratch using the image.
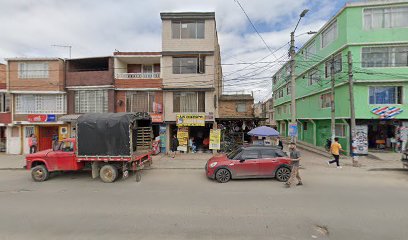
[0,153,408,240]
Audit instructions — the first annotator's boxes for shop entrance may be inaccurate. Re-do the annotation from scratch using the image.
[367,121,397,149]
[189,124,212,152]
[38,126,59,151]
[0,127,6,152]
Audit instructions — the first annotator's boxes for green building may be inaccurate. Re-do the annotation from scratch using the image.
[273,0,408,154]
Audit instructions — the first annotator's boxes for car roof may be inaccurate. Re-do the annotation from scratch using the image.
[241,145,281,150]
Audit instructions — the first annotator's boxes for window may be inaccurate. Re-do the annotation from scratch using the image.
[335,124,346,137]
[75,90,108,113]
[321,21,337,48]
[369,86,402,104]
[305,42,316,59]
[126,92,156,112]
[303,122,308,131]
[173,92,205,112]
[59,141,74,152]
[236,103,246,112]
[286,84,291,95]
[364,6,408,30]
[0,93,10,112]
[142,65,153,73]
[308,70,320,86]
[321,93,331,108]
[362,46,408,68]
[277,106,281,114]
[15,94,66,114]
[325,54,342,78]
[240,150,259,160]
[172,21,205,39]
[173,56,205,74]
[261,149,285,158]
[25,126,35,138]
[285,64,291,78]
[287,104,291,114]
[272,76,277,85]
[18,62,49,78]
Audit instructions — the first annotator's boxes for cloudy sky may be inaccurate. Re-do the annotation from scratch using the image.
[0,0,354,101]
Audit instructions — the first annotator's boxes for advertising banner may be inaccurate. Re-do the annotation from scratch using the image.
[289,123,298,137]
[209,129,221,150]
[177,127,189,152]
[176,114,205,127]
[28,114,56,122]
[355,125,368,155]
[150,113,163,123]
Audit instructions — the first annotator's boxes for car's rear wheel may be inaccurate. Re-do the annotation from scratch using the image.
[31,165,49,182]
[275,167,291,182]
[100,164,118,183]
[215,168,231,183]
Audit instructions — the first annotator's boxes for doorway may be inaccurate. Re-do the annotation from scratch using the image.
[38,126,59,151]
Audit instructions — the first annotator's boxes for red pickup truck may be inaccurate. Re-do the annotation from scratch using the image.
[26,113,153,183]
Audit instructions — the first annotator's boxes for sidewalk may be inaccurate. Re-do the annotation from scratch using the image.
[0,154,26,170]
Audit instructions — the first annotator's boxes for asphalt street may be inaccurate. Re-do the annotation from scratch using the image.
[0,153,408,240]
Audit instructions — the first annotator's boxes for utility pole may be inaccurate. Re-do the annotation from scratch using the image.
[348,51,359,167]
[330,55,336,142]
[289,31,296,143]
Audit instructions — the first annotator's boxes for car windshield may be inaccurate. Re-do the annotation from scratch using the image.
[226,147,241,159]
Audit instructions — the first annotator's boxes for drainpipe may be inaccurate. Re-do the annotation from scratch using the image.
[309,119,317,146]
[342,119,351,156]
[297,120,303,142]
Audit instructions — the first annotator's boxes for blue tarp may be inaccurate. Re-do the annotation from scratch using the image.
[247,126,280,137]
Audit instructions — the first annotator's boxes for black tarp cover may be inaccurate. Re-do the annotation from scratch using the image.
[77,113,138,156]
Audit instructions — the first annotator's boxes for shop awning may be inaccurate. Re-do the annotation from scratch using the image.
[59,114,81,122]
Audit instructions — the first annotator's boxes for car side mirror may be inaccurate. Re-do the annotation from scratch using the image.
[239,159,245,163]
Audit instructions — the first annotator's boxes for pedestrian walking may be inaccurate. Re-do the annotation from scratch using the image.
[28,134,38,154]
[276,137,283,150]
[171,135,179,158]
[285,142,302,187]
[327,137,346,168]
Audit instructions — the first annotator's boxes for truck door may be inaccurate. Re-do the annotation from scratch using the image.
[46,141,77,171]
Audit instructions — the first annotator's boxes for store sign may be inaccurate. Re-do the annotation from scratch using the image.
[159,125,166,148]
[371,106,403,119]
[354,125,368,155]
[150,113,163,123]
[209,129,221,150]
[176,114,205,126]
[28,114,56,122]
[205,112,214,121]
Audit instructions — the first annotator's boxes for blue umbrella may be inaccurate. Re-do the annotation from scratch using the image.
[248,126,280,137]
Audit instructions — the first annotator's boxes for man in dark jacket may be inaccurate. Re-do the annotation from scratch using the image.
[171,135,179,158]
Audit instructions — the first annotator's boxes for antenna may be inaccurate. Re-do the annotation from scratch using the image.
[51,44,72,58]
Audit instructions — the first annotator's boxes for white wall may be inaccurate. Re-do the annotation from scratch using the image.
[6,126,21,154]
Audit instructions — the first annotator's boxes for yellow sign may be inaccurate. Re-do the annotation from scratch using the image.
[209,129,221,150]
[177,127,189,152]
[176,114,205,127]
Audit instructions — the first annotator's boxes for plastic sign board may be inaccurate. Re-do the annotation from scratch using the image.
[209,129,221,150]
[176,114,205,126]
[28,114,56,122]
[150,113,163,123]
[289,123,298,137]
[371,106,403,119]
[177,127,189,152]
[354,125,368,154]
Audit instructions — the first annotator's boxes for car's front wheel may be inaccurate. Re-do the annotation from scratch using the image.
[275,166,291,182]
[31,165,49,182]
[215,168,231,183]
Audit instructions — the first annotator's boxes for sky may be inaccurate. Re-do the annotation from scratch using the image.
[0,0,354,102]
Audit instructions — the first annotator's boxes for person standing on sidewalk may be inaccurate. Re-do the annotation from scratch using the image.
[28,134,38,154]
[285,142,302,187]
[327,137,346,168]
[170,135,179,158]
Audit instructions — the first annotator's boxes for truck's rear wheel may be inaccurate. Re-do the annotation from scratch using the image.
[31,165,49,182]
[99,164,118,183]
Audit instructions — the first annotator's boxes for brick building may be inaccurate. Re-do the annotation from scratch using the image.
[62,57,115,136]
[5,58,66,154]
[0,63,11,152]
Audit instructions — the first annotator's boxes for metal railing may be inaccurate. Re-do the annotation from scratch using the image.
[115,72,160,79]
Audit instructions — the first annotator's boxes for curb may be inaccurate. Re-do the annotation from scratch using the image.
[0,168,25,171]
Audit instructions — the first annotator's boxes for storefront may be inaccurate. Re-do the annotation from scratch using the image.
[166,114,214,153]
[216,118,260,151]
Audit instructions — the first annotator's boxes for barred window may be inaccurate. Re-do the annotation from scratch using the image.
[362,46,408,67]
[18,62,49,79]
[15,94,66,114]
[75,90,108,113]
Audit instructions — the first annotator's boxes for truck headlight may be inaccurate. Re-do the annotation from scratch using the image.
[209,162,217,168]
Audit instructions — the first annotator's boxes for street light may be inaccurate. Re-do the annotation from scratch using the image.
[289,9,309,142]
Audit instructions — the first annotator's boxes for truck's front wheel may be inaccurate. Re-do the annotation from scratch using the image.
[99,164,118,183]
[31,165,49,182]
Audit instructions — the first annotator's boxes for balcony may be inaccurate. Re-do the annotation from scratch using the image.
[115,72,160,79]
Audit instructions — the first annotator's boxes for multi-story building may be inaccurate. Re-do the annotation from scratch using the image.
[273,0,408,154]
[114,51,163,137]
[63,57,115,137]
[263,97,275,127]
[6,58,66,154]
[160,12,223,152]
[0,63,11,152]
